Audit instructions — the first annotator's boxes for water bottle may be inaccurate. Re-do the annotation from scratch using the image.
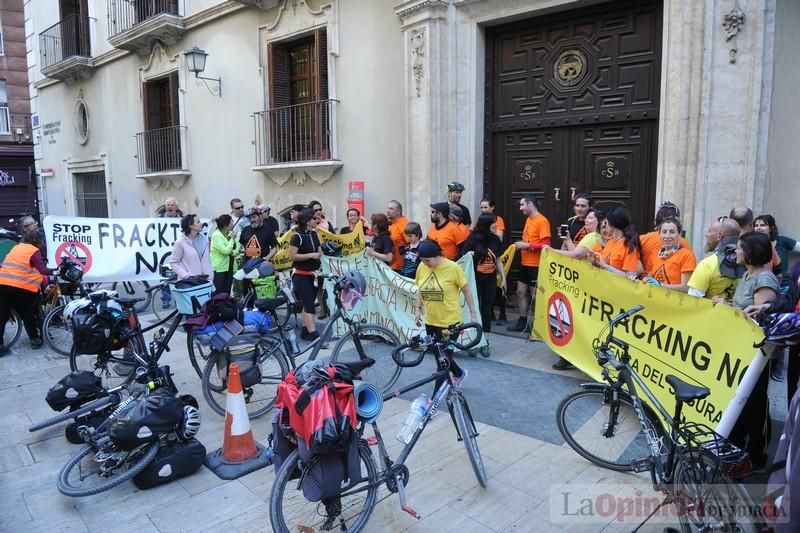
[286,326,300,354]
[396,393,428,444]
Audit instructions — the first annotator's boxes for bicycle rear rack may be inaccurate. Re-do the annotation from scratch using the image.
[678,421,751,477]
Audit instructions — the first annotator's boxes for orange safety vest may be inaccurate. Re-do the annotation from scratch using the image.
[0,243,43,292]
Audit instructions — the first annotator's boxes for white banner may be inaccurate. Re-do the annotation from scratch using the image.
[45,216,209,282]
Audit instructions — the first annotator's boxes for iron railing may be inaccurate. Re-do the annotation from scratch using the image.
[39,14,91,70]
[253,99,337,166]
[108,0,182,38]
[136,125,186,174]
[0,112,33,142]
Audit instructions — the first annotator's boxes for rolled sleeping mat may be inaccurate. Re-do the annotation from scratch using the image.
[353,380,383,422]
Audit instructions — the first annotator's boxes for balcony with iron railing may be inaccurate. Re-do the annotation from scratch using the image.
[252,99,341,185]
[135,125,190,187]
[0,112,34,144]
[39,14,94,82]
[108,0,185,54]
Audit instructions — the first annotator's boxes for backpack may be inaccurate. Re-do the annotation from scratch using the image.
[275,360,357,456]
[183,292,243,334]
[476,248,498,276]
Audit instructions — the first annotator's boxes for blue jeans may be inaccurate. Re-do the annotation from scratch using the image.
[161,284,172,304]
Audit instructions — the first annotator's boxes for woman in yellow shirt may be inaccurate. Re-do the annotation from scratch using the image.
[549,209,605,260]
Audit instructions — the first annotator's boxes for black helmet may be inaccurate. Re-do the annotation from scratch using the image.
[447,181,465,192]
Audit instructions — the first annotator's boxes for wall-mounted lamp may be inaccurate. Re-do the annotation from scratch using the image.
[184,46,222,97]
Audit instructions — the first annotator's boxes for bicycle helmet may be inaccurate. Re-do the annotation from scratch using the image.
[178,402,201,440]
[337,271,366,311]
[245,206,262,218]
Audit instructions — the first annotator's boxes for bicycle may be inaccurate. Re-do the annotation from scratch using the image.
[268,322,486,533]
[555,305,763,532]
[42,257,93,356]
[239,261,297,328]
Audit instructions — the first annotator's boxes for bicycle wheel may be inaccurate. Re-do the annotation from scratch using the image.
[111,281,152,314]
[269,441,378,533]
[330,325,402,393]
[201,338,289,418]
[150,285,177,321]
[69,326,144,390]
[57,439,160,497]
[673,450,762,533]
[43,304,72,356]
[450,392,488,487]
[186,330,213,380]
[3,309,22,349]
[29,393,118,432]
[556,387,659,472]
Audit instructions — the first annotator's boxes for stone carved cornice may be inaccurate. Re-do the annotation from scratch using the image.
[394,0,449,22]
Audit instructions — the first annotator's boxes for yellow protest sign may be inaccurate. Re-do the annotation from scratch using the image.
[271,229,295,271]
[533,248,764,429]
[497,244,516,287]
[317,221,366,256]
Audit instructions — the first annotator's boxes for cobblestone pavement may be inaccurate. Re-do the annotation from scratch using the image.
[0,314,783,532]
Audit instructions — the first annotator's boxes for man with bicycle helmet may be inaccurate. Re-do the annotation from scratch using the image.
[413,239,477,390]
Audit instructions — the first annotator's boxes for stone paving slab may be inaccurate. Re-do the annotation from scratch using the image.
[0,314,777,532]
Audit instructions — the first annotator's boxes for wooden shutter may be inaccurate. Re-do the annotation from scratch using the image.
[314,28,329,158]
[268,41,290,109]
[168,71,179,127]
[315,28,328,102]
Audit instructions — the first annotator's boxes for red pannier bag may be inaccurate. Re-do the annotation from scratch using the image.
[276,363,357,456]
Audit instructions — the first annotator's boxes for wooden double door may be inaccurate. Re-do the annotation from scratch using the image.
[485,0,663,244]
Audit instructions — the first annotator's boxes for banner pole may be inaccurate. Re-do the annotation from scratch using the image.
[715,347,769,437]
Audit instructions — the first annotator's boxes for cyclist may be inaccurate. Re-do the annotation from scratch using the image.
[0,230,53,353]
[289,208,323,341]
[413,239,478,392]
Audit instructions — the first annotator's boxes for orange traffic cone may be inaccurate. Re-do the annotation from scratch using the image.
[205,363,272,479]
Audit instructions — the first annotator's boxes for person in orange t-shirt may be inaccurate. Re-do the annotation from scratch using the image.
[386,200,409,273]
[508,194,551,332]
[591,207,641,278]
[643,218,697,291]
[427,202,466,260]
[479,199,506,241]
[639,201,691,274]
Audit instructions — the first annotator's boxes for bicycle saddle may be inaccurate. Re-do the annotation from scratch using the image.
[115,296,145,307]
[254,295,288,312]
[341,357,375,377]
[665,375,710,402]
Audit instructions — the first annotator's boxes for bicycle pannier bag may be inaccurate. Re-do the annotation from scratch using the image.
[275,360,357,456]
[71,306,125,355]
[46,370,105,412]
[271,408,300,479]
[297,437,361,502]
[252,275,277,300]
[109,389,183,450]
[213,334,263,388]
[132,437,206,490]
[172,277,214,315]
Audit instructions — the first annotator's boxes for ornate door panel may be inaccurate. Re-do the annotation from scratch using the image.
[485,0,662,237]
[492,129,568,243]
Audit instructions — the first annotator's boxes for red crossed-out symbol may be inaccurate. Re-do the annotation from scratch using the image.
[54,241,93,273]
[547,291,574,347]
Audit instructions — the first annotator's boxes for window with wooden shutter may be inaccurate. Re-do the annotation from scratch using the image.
[141,71,181,172]
[266,28,330,163]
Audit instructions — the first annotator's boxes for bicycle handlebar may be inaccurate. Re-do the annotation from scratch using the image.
[145,276,178,292]
[391,322,484,368]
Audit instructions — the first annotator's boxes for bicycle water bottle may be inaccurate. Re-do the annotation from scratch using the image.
[396,393,428,444]
[286,326,300,354]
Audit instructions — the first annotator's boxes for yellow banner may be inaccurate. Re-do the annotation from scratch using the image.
[497,244,516,287]
[317,221,366,256]
[533,248,765,429]
[271,229,295,271]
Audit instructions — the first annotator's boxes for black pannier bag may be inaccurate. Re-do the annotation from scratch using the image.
[109,389,183,450]
[132,437,206,490]
[213,334,263,389]
[46,371,105,412]
[71,307,125,355]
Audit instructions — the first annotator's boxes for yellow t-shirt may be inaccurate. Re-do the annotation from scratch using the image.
[577,232,602,252]
[687,254,738,299]
[415,258,467,327]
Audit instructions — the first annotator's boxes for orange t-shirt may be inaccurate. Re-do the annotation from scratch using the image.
[521,213,551,267]
[640,231,691,274]
[388,216,409,270]
[428,221,467,260]
[494,215,506,235]
[647,247,697,285]
[594,238,641,272]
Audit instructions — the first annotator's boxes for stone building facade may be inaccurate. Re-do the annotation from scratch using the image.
[24,0,800,249]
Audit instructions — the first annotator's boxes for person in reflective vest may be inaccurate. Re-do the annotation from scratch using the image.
[0,231,53,354]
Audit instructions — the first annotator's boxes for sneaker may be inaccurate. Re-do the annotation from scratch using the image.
[0,345,8,356]
[479,345,491,358]
[162,301,172,310]
[453,368,469,388]
[30,337,43,349]
[552,358,575,371]
[507,317,527,332]
[467,349,478,358]
[495,317,507,326]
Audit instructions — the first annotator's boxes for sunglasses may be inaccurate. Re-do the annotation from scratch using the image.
[233,206,244,210]
[717,215,729,223]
